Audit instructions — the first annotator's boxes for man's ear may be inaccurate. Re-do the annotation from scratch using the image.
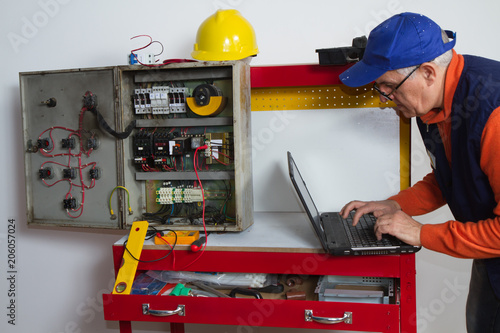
[420,62,439,86]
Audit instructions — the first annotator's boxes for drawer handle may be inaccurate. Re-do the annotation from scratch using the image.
[142,304,185,317]
[304,310,352,325]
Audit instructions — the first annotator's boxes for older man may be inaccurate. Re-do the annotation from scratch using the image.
[339,12,500,332]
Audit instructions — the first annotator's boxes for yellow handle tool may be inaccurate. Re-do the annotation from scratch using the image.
[112,220,149,295]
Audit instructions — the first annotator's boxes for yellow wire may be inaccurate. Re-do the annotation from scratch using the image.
[109,186,132,216]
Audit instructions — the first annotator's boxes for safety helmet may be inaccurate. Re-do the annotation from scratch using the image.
[192,9,259,61]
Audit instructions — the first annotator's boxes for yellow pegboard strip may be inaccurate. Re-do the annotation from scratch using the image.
[399,117,411,190]
[251,84,393,111]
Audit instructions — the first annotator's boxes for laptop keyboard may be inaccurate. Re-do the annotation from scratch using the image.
[341,211,402,248]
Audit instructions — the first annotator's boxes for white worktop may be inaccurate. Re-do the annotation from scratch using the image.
[115,212,324,253]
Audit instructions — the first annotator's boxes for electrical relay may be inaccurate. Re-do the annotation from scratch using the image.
[20,61,253,231]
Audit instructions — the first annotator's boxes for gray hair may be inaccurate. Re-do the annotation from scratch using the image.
[396,30,453,77]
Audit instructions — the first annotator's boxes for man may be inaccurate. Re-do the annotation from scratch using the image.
[338,12,500,332]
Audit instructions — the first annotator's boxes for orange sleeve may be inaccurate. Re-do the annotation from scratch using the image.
[421,219,500,258]
[420,107,500,258]
[388,171,446,216]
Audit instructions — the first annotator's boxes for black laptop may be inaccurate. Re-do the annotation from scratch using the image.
[288,151,421,256]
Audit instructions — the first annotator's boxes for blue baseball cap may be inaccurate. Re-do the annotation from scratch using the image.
[339,12,456,87]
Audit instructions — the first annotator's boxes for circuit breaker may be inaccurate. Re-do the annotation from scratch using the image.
[20,61,253,231]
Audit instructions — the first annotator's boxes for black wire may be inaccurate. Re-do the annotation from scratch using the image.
[143,204,169,217]
[220,180,231,215]
[83,91,135,140]
[122,226,177,263]
[142,202,177,224]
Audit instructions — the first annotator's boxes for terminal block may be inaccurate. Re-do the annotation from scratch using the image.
[205,132,233,164]
[156,186,203,204]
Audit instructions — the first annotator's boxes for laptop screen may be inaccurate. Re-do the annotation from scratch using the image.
[287,152,328,250]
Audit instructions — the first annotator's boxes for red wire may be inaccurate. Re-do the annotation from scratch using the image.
[176,146,208,271]
[42,178,66,187]
[67,151,85,218]
[130,35,153,53]
[37,97,98,219]
[155,232,176,270]
[212,155,230,166]
[130,35,197,67]
[217,151,233,159]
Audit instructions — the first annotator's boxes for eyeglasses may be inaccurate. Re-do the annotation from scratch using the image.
[373,65,421,101]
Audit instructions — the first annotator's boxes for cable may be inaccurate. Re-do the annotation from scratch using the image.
[130,34,153,53]
[123,227,177,263]
[154,231,176,269]
[212,154,230,166]
[129,35,164,67]
[83,91,135,140]
[167,203,174,224]
[109,186,133,219]
[175,146,209,271]
[130,35,197,67]
[37,99,102,219]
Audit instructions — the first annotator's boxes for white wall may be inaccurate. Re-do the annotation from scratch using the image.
[1,0,499,332]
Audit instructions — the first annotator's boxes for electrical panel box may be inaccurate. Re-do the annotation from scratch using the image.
[20,61,253,231]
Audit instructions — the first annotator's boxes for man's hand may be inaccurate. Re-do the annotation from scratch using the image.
[340,200,401,226]
[340,199,422,246]
[375,211,422,246]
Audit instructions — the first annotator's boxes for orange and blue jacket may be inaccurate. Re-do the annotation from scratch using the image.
[389,50,500,259]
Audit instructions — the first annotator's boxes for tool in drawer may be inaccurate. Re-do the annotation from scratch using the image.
[112,220,149,295]
[315,275,395,304]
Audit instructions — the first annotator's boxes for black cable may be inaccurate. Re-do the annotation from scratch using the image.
[83,91,136,140]
[123,226,177,263]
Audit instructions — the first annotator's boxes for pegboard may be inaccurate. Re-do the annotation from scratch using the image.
[251,84,392,111]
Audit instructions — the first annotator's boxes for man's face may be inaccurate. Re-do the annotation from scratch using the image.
[374,68,435,118]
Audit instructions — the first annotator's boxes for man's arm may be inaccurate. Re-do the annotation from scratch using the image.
[420,107,500,258]
[340,171,446,227]
[387,171,447,216]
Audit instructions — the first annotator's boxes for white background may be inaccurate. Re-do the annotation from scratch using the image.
[1,0,497,332]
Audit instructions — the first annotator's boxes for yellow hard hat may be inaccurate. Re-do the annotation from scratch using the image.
[192,9,259,61]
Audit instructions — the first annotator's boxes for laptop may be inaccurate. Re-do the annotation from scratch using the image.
[288,151,421,256]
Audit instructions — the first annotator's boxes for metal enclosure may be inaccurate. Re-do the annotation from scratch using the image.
[20,61,253,231]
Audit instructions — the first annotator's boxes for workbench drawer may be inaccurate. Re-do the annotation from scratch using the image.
[103,293,401,332]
